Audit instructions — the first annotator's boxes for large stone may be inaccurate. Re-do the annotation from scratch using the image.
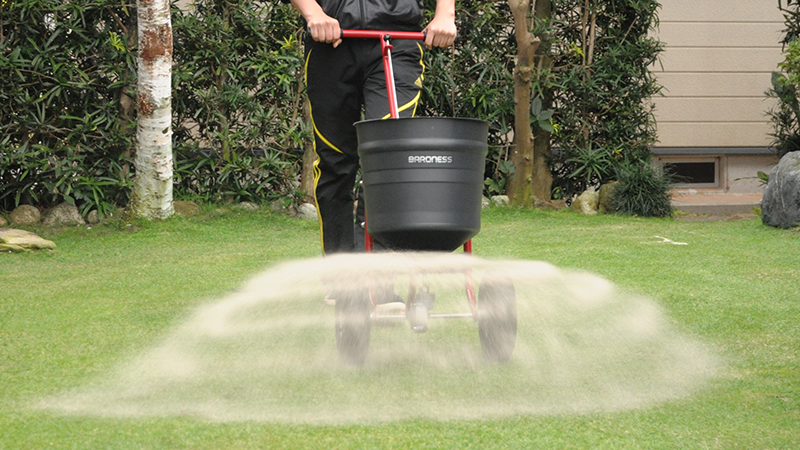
[9,204,41,225]
[533,197,567,211]
[570,189,599,215]
[42,203,85,227]
[491,195,510,206]
[233,201,259,211]
[297,202,318,220]
[173,200,201,217]
[0,228,56,252]
[269,199,287,213]
[598,181,620,214]
[86,210,101,224]
[762,151,800,228]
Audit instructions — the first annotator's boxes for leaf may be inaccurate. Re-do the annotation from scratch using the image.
[537,120,555,133]
[531,96,543,116]
[538,109,554,121]
[498,160,515,175]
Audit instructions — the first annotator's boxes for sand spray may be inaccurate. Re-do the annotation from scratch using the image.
[38,252,718,424]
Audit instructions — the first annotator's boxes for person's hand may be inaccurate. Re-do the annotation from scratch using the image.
[306,11,342,48]
[423,14,456,48]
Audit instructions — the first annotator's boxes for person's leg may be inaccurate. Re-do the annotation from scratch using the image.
[363,39,425,120]
[305,40,364,254]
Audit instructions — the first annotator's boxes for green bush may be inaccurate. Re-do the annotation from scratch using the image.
[767,70,800,158]
[419,0,517,196]
[549,0,663,199]
[171,0,305,205]
[610,161,673,218]
[421,0,665,201]
[0,0,136,216]
[768,1,800,158]
[1,0,666,212]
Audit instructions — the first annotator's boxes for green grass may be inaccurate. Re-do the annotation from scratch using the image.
[1,207,798,449]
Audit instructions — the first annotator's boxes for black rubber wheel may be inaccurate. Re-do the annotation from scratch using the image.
[334,288,372,365]
[478,275,517,362]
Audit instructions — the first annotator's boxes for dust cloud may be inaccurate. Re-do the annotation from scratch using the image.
[38,253,718,424]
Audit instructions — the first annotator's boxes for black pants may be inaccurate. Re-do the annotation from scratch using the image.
[305,36,425,254]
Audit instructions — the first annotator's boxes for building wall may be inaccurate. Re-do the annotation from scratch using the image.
[651,0,784,193]
[653,151,776,193]
[652,0,785,148]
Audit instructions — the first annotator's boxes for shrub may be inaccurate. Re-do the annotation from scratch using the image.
[611,161,673,218]
[549,0,663,199]
[0,0,136,216]
[419,0,517,197]
[171,0,305,205]
[0,0,307,215]
[768,1,800,158]
[1,0,666,211]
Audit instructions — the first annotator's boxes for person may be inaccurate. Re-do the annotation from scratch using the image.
[289,0,457,255]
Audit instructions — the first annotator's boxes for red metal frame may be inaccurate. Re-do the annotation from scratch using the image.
[340,29,426,41]
[345,30,477,319]
[341,30,425,119]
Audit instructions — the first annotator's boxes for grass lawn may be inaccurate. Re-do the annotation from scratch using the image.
[1,206,798,449]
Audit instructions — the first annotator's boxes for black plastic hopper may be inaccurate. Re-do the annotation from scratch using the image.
[356,117,489,252]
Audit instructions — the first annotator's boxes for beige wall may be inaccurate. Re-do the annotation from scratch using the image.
[652,0,785,148]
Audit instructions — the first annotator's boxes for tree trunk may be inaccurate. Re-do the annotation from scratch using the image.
[506,0,541,207]
[531,0,553,200]
[124,0,174,221]
[300,100,316,203]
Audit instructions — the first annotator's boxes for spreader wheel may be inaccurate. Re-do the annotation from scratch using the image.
[334,289,372,365]
[478,275,517,362]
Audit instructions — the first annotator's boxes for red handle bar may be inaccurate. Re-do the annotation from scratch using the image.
[337,30,424,120]
[340,29,425,41]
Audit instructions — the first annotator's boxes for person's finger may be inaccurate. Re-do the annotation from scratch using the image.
[423,28,435,49]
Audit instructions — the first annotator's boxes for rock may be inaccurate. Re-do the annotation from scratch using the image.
[9,204,41,225]
[297,202,318,220]
[762,151,800,228]
[533,197,567,211]
[481,197,491,209]
[598,181,620,214]
[234,201,259,211]
[42,203,85,227]
[491,195,510,206]
[0,228,56,252]
[173,200,201,217]
[570,189,599,215]
[86,210,101,224]
[270,200,287,213]
[0,216,7,227]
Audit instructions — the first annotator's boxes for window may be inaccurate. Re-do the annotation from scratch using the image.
[660,158,719,188]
